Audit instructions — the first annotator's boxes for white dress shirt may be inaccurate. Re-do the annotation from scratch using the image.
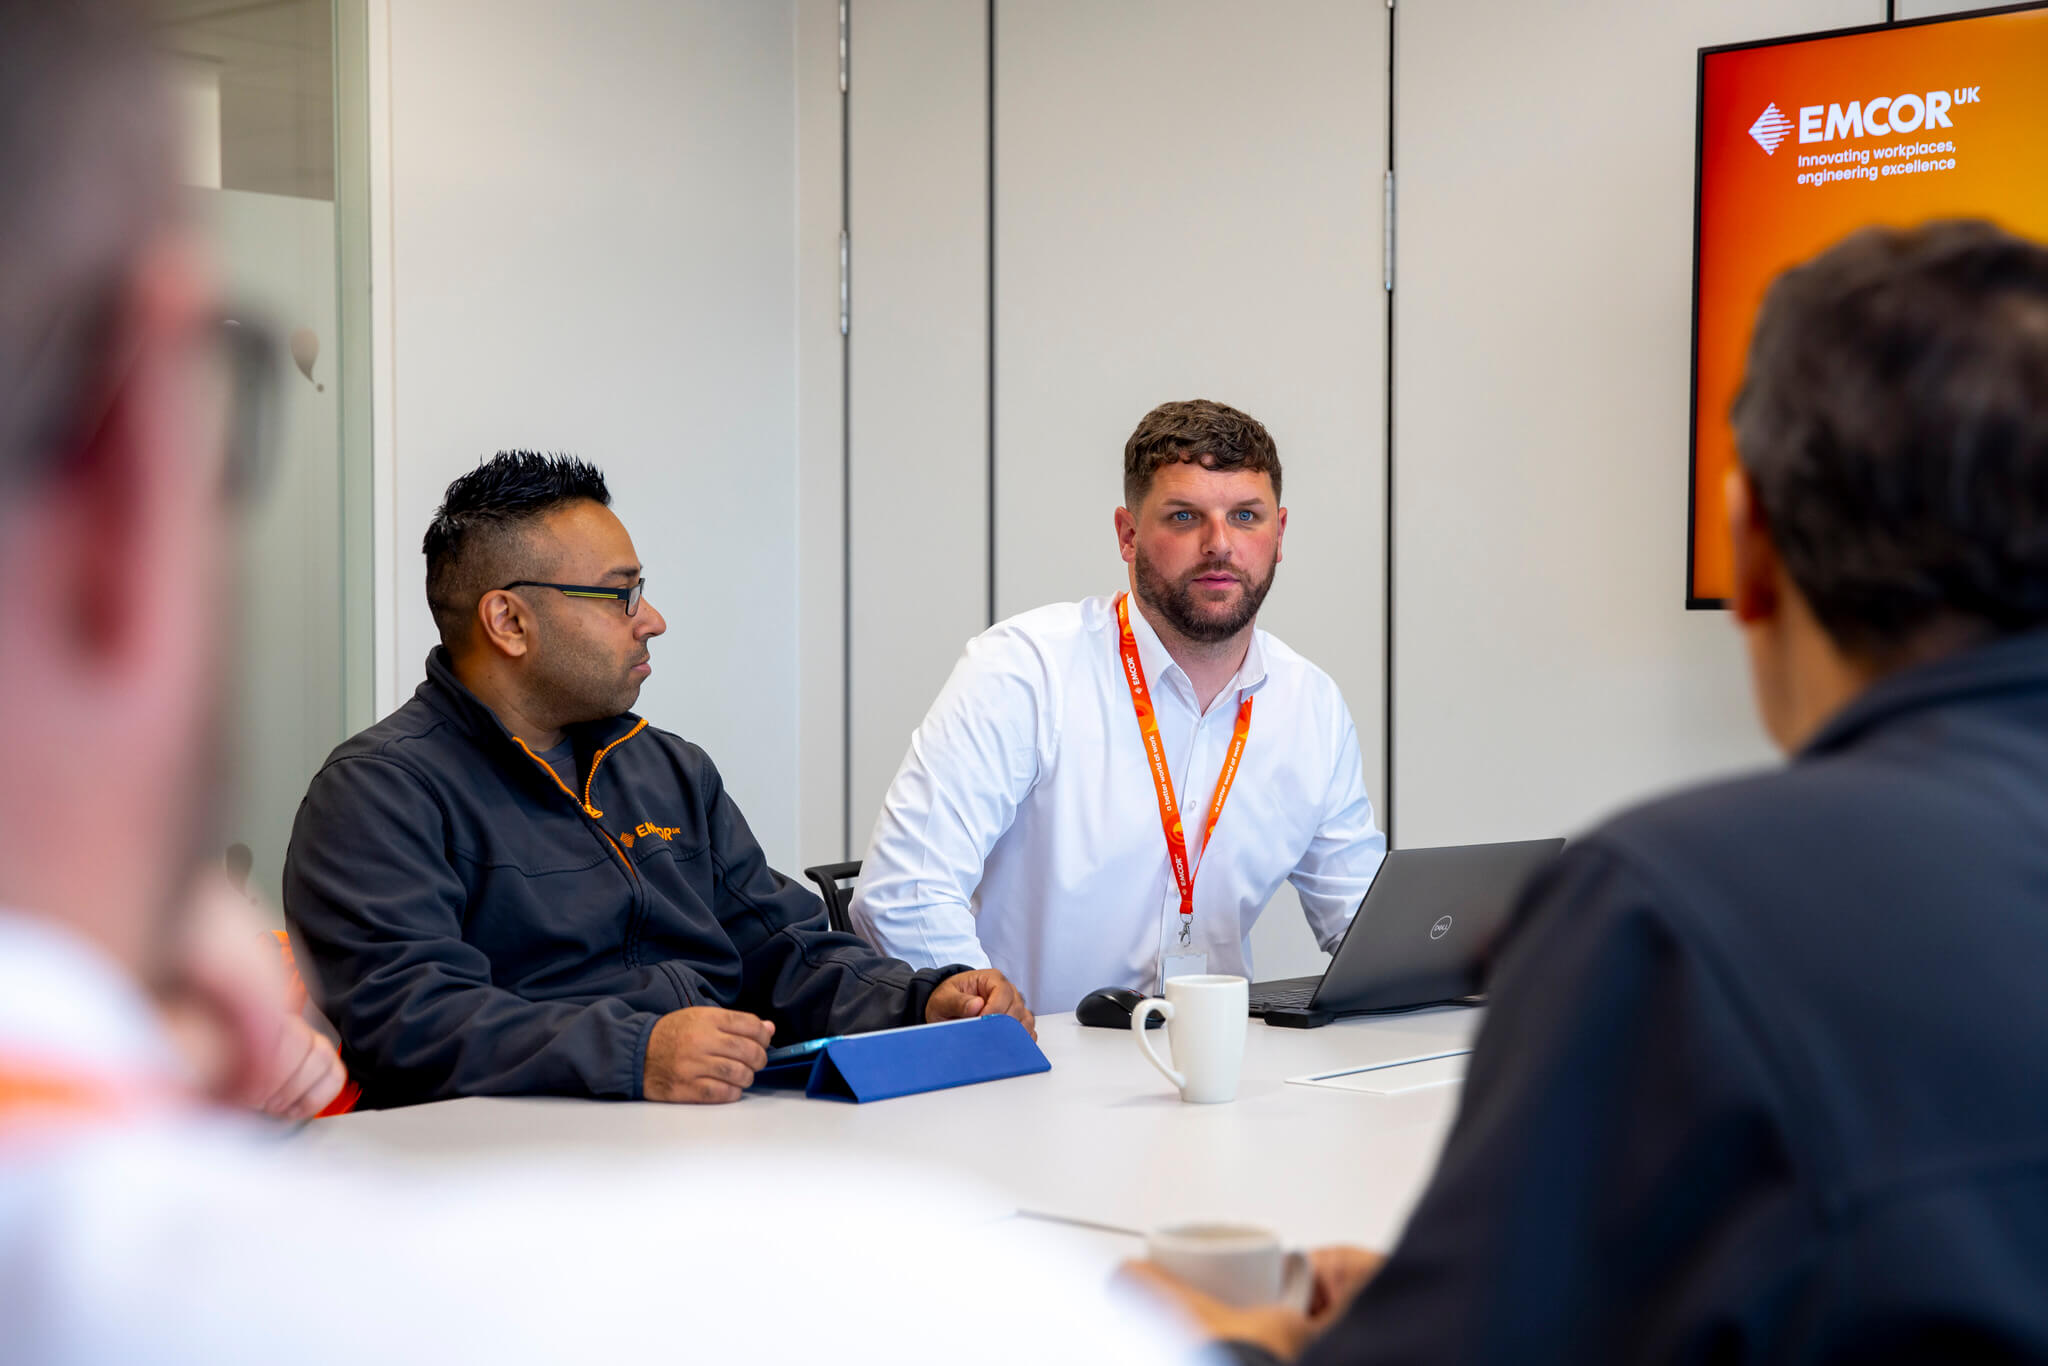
[0,909,1182,1365]
[851,593,1387,1013]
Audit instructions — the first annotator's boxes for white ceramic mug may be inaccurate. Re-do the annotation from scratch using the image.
[1145,1221,1312,1309]
[1132,973,1249,1104]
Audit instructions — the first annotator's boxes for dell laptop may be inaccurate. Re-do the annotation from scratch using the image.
[1249,838,1566,1028]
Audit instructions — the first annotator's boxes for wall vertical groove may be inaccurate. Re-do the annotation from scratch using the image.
[986,0,998,627]
[1382,0,1398,849]
[840,1,854,857]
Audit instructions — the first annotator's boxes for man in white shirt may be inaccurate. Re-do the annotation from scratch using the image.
[0,6,1175,1360]
[851,400,1386,1012]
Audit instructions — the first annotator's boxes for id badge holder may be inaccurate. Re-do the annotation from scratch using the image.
[1160,911,1207,989]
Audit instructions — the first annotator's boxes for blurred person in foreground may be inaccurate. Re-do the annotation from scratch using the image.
[0,4,1169,1360]
[1130,220,2048,1360]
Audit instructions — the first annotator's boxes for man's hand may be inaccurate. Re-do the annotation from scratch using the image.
[258,1013,348,1121]
[156,875,352,1120]
[1116,1245,1386,1361]
[1305,1246,1385,1325]
[643,1007,775,1103]
[926,968,1035,1038]
[157,872,290,1108]
[1116,1263,1315,1362]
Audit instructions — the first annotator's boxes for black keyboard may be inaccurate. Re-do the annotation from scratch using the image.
[1247,975,1322,1013]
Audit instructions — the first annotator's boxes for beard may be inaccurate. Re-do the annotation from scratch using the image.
[1133,548,1277,644]
[528,629,648,727]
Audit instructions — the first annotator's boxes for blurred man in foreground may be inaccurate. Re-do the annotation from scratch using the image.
[0,5,1163,1360]
[1133,221,2048,1359]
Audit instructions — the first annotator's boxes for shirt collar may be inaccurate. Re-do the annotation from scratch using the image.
[1122,592,1271,708]
[1801,626,2048,759]
[1235,629,1271,696]
[0,909,186,1083]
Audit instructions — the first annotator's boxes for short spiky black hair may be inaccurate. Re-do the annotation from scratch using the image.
[423,450,610,647]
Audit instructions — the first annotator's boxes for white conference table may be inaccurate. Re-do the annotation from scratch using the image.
[300,1006,1482,1255]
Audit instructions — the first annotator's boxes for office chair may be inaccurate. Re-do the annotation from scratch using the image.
[802,860,862,935]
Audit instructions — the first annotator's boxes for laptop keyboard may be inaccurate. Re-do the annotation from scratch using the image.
[1247,975,1321,1013]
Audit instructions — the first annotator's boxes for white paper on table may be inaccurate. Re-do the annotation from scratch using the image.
[1284,1049,1471,1096]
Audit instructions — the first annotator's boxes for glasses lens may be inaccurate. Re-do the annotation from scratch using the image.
[627,580,644,616]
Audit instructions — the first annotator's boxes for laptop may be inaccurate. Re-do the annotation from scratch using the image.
[1248,839,1566,1028]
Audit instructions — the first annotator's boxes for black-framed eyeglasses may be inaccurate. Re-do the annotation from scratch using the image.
[500,579,647,615]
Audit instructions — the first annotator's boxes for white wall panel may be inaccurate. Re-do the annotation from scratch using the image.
[796,0,848,867]
[994,0,1387,979]
[1896,0,1996,16]
[1390,0,1877,850]
[846,0,990,848]
[384,0,803,867]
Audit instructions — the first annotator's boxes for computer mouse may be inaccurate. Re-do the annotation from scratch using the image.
[1076,985,1162,1029]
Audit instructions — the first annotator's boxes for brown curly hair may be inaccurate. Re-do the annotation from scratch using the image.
[1122,399,1282,510]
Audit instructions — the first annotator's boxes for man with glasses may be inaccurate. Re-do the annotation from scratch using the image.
[284,452,1032,1108]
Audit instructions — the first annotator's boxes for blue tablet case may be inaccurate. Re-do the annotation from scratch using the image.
[752,1014,1049,1103]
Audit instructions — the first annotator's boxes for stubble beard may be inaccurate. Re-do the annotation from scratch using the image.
[1133,549,1277,645]
[531,652,643,728]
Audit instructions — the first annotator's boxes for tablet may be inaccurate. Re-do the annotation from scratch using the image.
[761,1013,987,1067]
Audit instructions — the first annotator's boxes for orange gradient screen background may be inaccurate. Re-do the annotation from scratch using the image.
[1690,6,2048,602]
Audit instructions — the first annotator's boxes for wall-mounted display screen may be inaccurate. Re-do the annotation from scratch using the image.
[1688,2,2048,606]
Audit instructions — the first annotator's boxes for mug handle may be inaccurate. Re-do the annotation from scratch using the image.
[1132,998,1183,1092]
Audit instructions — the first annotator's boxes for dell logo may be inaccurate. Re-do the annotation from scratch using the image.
[1430,915,1453,940]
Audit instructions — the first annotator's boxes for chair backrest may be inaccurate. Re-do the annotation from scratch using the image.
[802,860,863,935]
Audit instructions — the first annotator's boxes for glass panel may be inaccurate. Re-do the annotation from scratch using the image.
[156,0,371,913]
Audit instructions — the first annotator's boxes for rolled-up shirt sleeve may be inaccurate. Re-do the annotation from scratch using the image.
[1288,702,1386,953]
[850,629,1055,970]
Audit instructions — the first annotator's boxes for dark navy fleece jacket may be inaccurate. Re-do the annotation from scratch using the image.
[284,648,966,1108]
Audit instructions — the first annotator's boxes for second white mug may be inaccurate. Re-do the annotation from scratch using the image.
[1145,1221,1312,1309]
[1131,973,1249,1104]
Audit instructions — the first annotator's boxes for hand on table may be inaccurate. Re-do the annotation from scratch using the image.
[643,1007,775,1103]
[925,967,1035,1038]
[1116,1245,1386,1363]
[258,1013,348,1120]
[156,874,353,1120]
[157,871,290,1109]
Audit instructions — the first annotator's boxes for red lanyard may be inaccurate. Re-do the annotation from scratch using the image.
[1115,592,1254,932]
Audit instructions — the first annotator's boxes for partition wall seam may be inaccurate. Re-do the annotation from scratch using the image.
[839,0,854,858]
[1382,0,1398,849]
[986,0,998,628]
[381,0,400,718]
